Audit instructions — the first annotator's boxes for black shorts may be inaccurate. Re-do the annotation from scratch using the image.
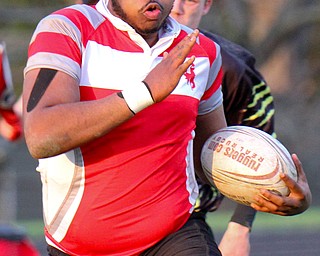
[48,212,221,256]
[141,212,221,256]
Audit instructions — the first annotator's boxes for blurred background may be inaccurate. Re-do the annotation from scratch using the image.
[0,0,319,255]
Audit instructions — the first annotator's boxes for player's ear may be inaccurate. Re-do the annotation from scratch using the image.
[203,0,213,15]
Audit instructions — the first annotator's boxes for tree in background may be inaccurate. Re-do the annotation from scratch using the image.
[201,0,320,98]
[200,0,320,204]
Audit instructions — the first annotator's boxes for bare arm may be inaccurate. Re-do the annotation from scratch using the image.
[193,105,252,256]
[23,30,200,159]
[23,69,133,158]
[219,222,250,256]
[193,104,227,183]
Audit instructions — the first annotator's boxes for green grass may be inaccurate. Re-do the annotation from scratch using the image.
[207,205,320,233]
[16,206,320,241]
[16,219,44,238]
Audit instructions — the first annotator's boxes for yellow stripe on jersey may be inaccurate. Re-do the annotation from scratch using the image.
[244,96,274,120]
[256,108,275,127]
[247,82,271,108]
[243,81,275,136]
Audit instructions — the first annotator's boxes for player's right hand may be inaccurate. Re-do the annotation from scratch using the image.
[144,29,199,103]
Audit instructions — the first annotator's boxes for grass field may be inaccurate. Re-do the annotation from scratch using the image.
[17,206,320,241]
[207,205,320,233]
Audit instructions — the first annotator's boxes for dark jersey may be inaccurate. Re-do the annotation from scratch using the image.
[206,32,275,135]
[196,31,275,228]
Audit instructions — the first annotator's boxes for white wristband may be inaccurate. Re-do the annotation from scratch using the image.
[121,82,155,114]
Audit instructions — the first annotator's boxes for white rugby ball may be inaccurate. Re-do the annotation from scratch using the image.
[201,126,298,206]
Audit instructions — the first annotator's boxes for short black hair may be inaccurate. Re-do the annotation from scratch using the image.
[82,0,99,4]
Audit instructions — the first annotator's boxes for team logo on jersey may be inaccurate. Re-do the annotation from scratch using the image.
[184,63,196,89]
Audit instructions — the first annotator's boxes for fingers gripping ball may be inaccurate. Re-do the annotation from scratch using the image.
[200,126,297,206]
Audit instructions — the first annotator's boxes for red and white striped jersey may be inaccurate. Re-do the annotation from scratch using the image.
[25,1,223,255]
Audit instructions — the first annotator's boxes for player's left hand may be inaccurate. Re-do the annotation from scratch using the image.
[219,222,250,256]
[251,154,312,216]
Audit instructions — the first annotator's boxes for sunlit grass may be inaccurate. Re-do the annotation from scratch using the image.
[207,205,320,233]
[16,206,320,241]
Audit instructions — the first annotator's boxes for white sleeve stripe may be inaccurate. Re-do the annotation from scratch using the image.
[67,5,105,29]
[206,43,222,92]
[30,5,105,46]
[30,14,82,48]
[24,52,80,81]
[198,87,223,115]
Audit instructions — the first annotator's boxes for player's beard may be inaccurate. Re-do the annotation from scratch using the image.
[111,0,171,36]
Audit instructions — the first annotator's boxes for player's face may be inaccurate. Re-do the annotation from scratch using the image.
[170,0,212,29]
[109,0,174,37]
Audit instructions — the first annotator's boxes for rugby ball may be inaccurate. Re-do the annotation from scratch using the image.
[200,126,298,206]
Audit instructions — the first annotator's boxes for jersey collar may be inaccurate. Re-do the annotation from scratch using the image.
[96,0,181,41]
